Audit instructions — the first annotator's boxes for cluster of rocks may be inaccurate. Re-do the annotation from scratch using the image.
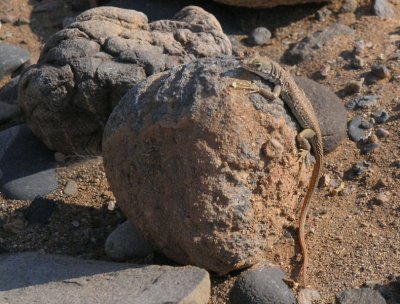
[18,5,232,155]
[1,0,398,303]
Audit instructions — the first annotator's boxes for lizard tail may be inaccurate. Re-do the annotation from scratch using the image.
[298,154,322,287]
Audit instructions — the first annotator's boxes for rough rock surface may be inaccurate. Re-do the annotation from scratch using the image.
[294,76,347,153]
[18,6,232,155]
[212,0,329,8]
[0,252,211,304]
[103,57,314,274]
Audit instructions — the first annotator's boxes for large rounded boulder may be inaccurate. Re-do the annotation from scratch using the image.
[19,6,232,155]
[102,57,309,274]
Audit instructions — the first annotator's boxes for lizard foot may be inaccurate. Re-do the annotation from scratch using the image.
[231,80,260,93]
[296,149,312,184]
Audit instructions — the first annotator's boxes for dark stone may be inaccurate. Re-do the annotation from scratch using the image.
[0,76,20,123]
[336,288,386,304]
[371,64,391,79]
[230,265,296,304]
[24,197,57,225]
[373,0,395,19]
[348,115,369,142]
[0,125,58,200]
[361,143,380,154]
[249,27,272,46]
[372,110,389,124]
[294,76,347,153]
[19,6,232,155]
[347,161,370,180]
[0,43,30,80]
[284,23,354,64]
[347,95,378,110]
[32,1,62,13]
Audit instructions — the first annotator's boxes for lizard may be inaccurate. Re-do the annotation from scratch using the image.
[232,55,323,287]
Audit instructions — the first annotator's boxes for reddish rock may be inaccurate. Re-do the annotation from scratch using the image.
[103,57,311,274]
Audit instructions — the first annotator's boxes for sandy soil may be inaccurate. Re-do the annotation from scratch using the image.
[1,0,400,303]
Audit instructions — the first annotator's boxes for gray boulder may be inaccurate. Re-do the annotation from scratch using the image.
[0,252,211,304]
[18,6,232,155]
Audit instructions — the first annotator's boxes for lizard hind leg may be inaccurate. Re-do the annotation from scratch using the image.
[295,128,316,183]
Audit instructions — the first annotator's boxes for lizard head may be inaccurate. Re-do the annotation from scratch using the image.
[242,57,273,75]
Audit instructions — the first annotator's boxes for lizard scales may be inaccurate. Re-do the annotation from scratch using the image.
[241,56,324,287]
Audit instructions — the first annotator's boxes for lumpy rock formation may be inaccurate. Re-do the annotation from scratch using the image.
[103,57,309,274]
[18,6,232,155]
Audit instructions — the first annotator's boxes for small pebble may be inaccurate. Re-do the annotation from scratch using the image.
[107,200,116,211]
[361,143,380,154]
[298,288,322,304]
[341,0,358,13]
[353,40,365,56]
[375,192,389,204]
[14,18,30,26]
[315,7,332,21]
[376,127,389,138]
[71,220,80,227]
[249,27,272,46]
[368,134,379,144]
[371,64,391,79]
[1,16,15,23]
[319,64,331,77]
[344,78,364,95]
[351,56,365,69]
[348,115,369,142]
[356,95,378,109]
[371,110,389,124]
[54,152,66,163]
[64,180,78,196]
[349,161,370,179]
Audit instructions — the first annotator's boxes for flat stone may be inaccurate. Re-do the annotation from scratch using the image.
[230,264,296,304]
[284,23,354,64]
[64,180,78,196]
[348,115,369,142]
[336,288,386,304]
[0,125,58,200]
[294,76,347,153]
[0,252,211,304]
[0,43,30,80]
[105,220,154,261]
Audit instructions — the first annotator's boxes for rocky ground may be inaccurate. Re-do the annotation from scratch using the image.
[1,0,400,303]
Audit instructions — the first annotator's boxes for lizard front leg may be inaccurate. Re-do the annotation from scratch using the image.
[231,80,277,100]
